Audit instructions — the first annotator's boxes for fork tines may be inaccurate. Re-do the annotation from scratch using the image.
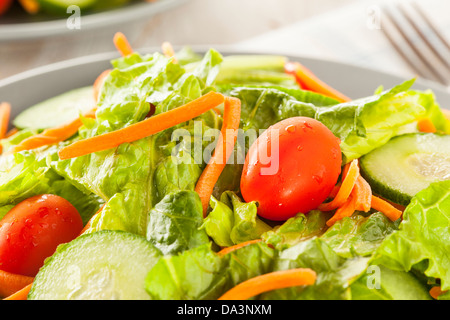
[381,1,450,86]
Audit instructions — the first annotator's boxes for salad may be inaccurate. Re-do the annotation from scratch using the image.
[0,0,154,17]
[0,32,449,301]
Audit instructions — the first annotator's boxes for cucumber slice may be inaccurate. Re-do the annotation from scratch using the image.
[13,86,95,130]
[28,231,161,300]
[360,133,450,206]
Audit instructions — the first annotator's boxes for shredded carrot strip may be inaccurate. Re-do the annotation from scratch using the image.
[161,42,178,63]
[329,184,341,198]
[93,69,112,102]
[218,268,316,300]
[442,108,450,121]
[3,283,33,301]
[0,102,11,139]
[0,270,34,299]
[59,92,225,160]
[195,97,241,216]
[371,195,403,221]
[430,286,446,300]
[326,195,357,227]
[418,118,437,133]
[284,62,351,103]
[18,0,39,14]
[79,205,105,236]
[217,239,262,257]
[353,176,372,212]
[113,32,134,57]
[13,108,97,153]
[5,128,18,138]
[318,159,359,211]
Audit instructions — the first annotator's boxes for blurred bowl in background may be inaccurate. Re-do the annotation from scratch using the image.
[0,0,188,42]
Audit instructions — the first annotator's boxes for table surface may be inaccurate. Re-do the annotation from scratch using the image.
[0,0,356,80]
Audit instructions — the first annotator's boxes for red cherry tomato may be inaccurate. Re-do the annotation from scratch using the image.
[0,194,83,277]
[0,0,12,16]
[240,117,342,221]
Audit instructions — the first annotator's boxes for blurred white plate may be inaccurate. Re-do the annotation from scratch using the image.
[0,0,188,42]
[0,46,449,121]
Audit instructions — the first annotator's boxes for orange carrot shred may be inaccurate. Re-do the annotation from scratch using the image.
[195,96,241,216]
[418,118,437,133]
[442,108,450,121]
[0,102,11,139]
[59,92,226,160]
[0,270,34,299]
[93,69,112,102]
[318,159,359,211]
[371,195,403,221]
[3,283,33,301]
[217,239,262,257]
[13,108,97,153]
[353,176,372,212]
[218,268,316,300]
[79,205,105,236]
[430,286,446,300]
[5,128,18,138]
[326,195,357,227]
[18,0,39,14]
[113,32,134,57]
[161,42,178,63]
[284,62,351,103]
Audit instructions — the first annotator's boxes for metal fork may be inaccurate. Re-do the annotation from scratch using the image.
[381,1,450,86]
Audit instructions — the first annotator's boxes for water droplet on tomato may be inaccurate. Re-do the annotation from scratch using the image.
[38,207,49,219]
[297,145,303,151]
[39,223,49,229]
[313,175,323,184]
[285,125,296,133]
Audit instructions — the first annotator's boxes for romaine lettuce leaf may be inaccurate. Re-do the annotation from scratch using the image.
[201,191,271,247]
[0,148,103,224]
[52,50,224,237]
[262,211,329,250]
[262,238,370,300]
[372,180,450,296]
[145,242,275,300]
[146,190,209,255]
[320,212,399,258]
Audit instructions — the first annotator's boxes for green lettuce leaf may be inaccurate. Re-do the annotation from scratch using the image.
[145,242,275,300]
[372,180,450,295]
[0,148,102,224]
[262,238,370,300]
[320,212,399,258]
[262,211,329,250]
[146,191,209,255]
[52,50,224,237]
[201,191,272,247]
